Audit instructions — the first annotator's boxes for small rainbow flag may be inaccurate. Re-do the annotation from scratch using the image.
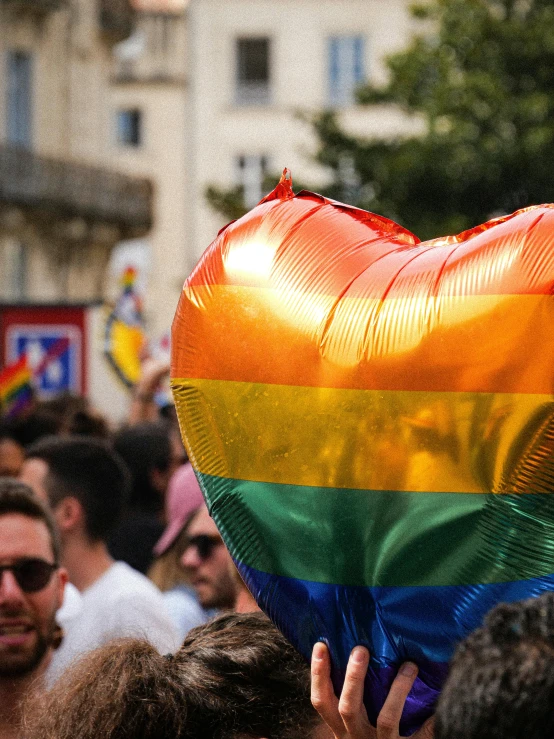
[0,355,33,418]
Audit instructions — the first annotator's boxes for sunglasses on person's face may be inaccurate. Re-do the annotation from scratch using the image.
[186,534,224,561]
[0,558,58,593]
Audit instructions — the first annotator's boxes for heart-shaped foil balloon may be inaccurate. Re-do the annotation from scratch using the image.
[171,170,554,734]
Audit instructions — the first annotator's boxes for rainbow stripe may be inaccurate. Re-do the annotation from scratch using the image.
[0,356,33,418]
[120,265,138,290]
[171,185,554,734]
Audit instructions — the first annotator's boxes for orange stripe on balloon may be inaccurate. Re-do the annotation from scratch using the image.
[185,199,554,297]
[171,286,554,395]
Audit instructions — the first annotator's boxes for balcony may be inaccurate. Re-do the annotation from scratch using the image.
[100,0,135,44]
[0,0,66,11]
[0,145,152,238]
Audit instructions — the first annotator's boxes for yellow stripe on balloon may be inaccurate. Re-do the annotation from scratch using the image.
[171,377,554,494]
[172,285,554,394]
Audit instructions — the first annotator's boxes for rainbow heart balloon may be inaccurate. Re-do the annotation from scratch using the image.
[171,171,554,733]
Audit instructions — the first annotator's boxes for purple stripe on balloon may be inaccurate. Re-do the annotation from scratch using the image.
[339,661,447,735]
[236,560,554,735]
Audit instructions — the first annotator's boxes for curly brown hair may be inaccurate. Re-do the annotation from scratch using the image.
[24,613,321,739]
[436,592,554,739]
[177,612,320,739]
[24,639,188,739]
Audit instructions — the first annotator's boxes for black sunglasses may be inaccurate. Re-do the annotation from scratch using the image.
[0,558,58,593]
[186,534,224,560]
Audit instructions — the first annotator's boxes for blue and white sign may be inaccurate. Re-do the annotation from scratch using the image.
[6,324,82,396]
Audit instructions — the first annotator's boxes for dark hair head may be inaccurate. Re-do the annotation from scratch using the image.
[0,478,60,562]
[23,613,320,739]
[435,592,554,739]
[6,408,60,448]
[113,422,173,512]
[25,436,130,542]
[23,639,188,739]
[177,612,320,739]
[65,410,109,439]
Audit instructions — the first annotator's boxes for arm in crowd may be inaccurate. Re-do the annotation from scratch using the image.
[127,357,170,426]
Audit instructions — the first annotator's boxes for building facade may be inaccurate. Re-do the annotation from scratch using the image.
[109,0,188,337]
[0,0,152,304]
[185,0,418,271]
[0,0,420,419]
[108,0,418,337]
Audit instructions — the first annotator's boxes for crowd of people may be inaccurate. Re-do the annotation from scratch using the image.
[0,369,552,738]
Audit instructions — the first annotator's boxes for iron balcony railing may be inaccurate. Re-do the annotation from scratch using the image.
[0,0,67,11]
[2,0,134,41]
[100,0,135,44]
[0,145,152,236]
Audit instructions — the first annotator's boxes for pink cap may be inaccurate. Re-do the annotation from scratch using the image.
[153,463,204,556]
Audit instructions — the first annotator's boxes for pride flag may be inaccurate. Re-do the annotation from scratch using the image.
[104,264,147,388]
[171,176,554,733]
[0,355,33,418]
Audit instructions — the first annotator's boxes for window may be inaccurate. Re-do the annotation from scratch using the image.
[2,239,27,301]
[237,155,269,209]
[236,38,271,106]
[116,109,142,147]
[7,50,33,148]
[328,36,365,107]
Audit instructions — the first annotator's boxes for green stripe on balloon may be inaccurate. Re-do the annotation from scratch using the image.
[197,472,554,588]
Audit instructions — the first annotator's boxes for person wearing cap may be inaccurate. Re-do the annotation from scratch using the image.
[148,463,213,641]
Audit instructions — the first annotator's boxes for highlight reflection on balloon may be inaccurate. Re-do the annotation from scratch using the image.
[171,170,554,734]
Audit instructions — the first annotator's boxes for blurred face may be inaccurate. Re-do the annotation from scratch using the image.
[180,505,237,610]
[19,458,50,504]
[0,438,25,478]
[0,513,66,678]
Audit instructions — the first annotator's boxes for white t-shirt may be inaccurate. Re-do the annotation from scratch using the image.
[163,584,212,642]
[47,562,180,684]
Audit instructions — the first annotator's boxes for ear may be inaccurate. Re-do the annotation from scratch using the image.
[149,467,169,496]
[55,567,69,609]
[54,496,84,533]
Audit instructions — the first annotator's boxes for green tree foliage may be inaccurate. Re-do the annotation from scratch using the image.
[206,0,554,239]
[206,173,312,224]
[205,183,249,223]
[314,0,554,239]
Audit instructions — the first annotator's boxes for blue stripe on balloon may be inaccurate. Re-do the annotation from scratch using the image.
[236,561,554,735]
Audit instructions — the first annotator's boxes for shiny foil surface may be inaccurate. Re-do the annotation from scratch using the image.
[171,171,554,734]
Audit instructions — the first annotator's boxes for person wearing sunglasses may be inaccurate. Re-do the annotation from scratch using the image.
[180,504,238,611]
[0,479,67,739]
[19,436,179,684]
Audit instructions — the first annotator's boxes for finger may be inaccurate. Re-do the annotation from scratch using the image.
[311,642,345,738]
[338,647,375,739]
[376,662,418,739]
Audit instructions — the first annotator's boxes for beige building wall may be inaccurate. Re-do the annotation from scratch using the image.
[0,0,150,305]
[109,6,188,337]
[105,0,420,339]
[0,1,111,159]
[186,0,418,270]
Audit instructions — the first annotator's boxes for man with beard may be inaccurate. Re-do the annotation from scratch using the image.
[0,480,67,738]
[180,503,239,611]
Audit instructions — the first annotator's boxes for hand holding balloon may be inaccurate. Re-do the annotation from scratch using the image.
[311,644,434,739]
